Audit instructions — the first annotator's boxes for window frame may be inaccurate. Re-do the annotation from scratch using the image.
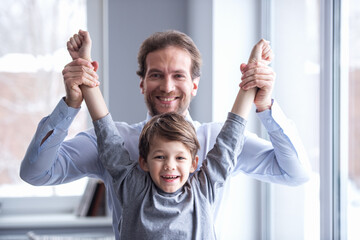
[0,0,109,218]
[319,0,347,239]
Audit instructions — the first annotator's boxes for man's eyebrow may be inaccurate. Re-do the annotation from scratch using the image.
[147,68,163,74]
[173,70,187,74]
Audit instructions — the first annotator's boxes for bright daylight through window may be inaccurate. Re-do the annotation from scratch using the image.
[347,0,360,238]
[0,0,88,201]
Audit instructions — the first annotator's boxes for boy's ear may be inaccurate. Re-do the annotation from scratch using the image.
[139,157,149,172]
[190,155,199,173]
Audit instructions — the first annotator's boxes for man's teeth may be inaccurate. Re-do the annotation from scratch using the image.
[160,97,176,101]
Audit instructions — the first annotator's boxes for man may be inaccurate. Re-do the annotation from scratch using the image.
[20,30,310,238]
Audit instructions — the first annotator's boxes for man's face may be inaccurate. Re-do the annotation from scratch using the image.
[140,46,199,116]
[139,137,198,193]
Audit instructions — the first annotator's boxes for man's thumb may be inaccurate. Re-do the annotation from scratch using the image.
[240,63,247,73]
[91,61,99,72]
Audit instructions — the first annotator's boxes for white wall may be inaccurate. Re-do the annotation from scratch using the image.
[107,0,188,123]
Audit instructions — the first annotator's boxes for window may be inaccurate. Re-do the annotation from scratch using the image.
[269,0,320,238]
[0,0,88,214]
[343,0,360,238]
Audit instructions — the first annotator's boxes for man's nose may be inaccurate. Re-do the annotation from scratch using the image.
[159,76,175,93]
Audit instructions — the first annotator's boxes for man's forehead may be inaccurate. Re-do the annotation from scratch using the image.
[146,46,192,68]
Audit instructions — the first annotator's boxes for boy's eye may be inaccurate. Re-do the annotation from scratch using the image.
[176,156,186,161]
[154,156,165,160]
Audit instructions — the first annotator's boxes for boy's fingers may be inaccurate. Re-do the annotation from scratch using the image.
[73,34,82,47]
[69,37,79,50]
[79,30,91,44]
[66,41,74,51]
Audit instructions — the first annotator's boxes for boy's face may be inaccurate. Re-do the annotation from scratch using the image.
[139,46,199,117]
[139,137,198,193]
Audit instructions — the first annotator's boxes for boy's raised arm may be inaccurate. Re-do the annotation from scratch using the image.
[67,30,109,121]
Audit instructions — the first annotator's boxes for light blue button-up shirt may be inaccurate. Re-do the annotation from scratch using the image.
[20,98,310,239]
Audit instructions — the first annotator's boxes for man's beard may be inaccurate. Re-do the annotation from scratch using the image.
[144,93,189,117]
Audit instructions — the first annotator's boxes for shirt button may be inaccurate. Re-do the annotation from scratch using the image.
[66,116,72,121]
[267,119,272,124]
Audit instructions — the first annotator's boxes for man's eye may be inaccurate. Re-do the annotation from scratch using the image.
[150,73,161,78]
[174,74,185,79]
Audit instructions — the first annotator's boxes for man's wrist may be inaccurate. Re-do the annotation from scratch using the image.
[256,99,273,112]
[64,97,82,109]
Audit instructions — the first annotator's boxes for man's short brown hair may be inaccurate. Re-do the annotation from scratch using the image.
[139,112,200,161]
[136,30,202,80]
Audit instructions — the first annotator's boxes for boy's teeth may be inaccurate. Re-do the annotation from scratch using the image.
[164,176,178,179]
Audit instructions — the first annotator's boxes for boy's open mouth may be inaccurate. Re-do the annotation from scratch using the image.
[161,175,179,181]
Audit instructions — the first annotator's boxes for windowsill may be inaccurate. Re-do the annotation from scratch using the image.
[0,213,112,229]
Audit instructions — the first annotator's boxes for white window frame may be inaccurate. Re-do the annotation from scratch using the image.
[0,0,109,219]
[320,0,347,239]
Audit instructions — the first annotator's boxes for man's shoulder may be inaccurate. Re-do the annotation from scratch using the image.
[193,120,223,131]
[113,119,146,134]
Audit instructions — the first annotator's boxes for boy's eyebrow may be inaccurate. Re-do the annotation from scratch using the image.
[151,149,165,154]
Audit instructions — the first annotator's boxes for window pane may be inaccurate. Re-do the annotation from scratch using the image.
[347,0,360,238]
[271,0,320,239]
[0,0,88,201]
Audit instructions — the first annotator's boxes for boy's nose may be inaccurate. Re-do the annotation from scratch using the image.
[164,161,175,171]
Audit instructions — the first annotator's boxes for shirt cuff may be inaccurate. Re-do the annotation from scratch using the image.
[48,97,81,131]
[257,99,288,132]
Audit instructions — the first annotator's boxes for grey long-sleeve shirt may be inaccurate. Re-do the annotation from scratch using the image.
[93,112,246,240]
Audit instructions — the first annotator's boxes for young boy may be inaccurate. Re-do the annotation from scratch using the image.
[67,30,272,239]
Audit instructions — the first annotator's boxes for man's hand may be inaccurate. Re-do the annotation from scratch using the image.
[62,59,99,108]
[240,39,275,112]
[67,29,92,61]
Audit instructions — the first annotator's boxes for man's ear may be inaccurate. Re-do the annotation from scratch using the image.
[191,77,200,96]
[139,157,149,172]
[190,155,199,173]
[140,78,145,94]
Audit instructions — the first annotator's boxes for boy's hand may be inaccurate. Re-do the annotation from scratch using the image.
[67,29,92,62]
[248,39,274,65]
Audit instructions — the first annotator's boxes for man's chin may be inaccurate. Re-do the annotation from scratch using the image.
[151,107,187,116]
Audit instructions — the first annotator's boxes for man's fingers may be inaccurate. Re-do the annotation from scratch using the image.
[239,74,274,90]
[241,67,274,81]
[241,62,268,75]
[63,68,99,87]
[64,58,94,69]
